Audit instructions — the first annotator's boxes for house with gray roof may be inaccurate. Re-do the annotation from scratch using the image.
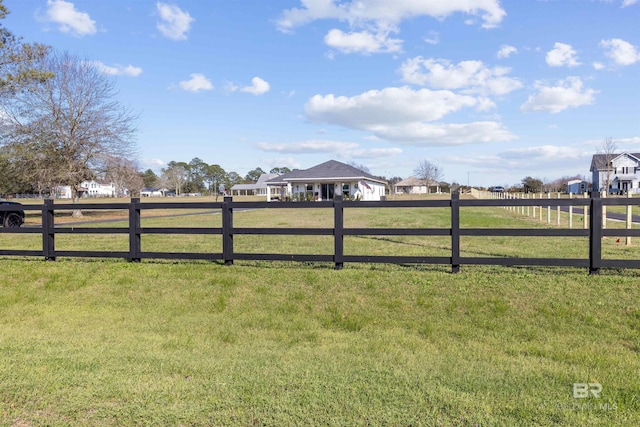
[230,173,280,196]
[590,152,640,194]
[393,176,442,194]
[265,160,387,201]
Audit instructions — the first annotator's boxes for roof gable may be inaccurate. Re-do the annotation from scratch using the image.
[267,160,386,184]
[395,176,427,186]
[591,152,640,171]
[256,173,279,185]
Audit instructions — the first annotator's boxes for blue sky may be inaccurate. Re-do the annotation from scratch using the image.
[4,0,640,187]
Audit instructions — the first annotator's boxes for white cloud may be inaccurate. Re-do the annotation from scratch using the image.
[178,74,213,92]
[241,77,271,95]
[277,0,506,32]
[520,77,597,114]
[258,140,359,154]
[371,121,516,145]
[223,81,239,93]
[351,147,403,158]
[497,44,517,59]
[304,86,515,145]
[305,86,481,128]
[399,57,522,96]
[622,0,638,7]
[156,2,194,41]
[257,140,402,158]
[324,29,402,54]
[592,62,605,70]
[600,38,640,66]
[424,31,439,45]
[545,42,581,67]
[143,158,167,169]
[265,157,302,171]
[447,144,592,171]
[44,0,96,36]
[499,145,588,162]
[91,61,142,77]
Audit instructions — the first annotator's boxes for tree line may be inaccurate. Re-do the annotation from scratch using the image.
[142,162,292,196]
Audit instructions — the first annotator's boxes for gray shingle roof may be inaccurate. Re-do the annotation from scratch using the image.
[266,160,386,184]
[394,176,427,187]
[590,152,640,171]
[231,173,281,190]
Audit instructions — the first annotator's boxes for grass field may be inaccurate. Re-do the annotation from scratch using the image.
[1,196,639,426]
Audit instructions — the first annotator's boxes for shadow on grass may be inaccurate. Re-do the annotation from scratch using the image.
[1,255,639,277]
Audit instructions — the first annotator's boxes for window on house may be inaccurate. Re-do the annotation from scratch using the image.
[342,184,350,198]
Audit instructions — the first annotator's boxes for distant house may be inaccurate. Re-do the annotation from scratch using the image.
[590,152,640,194]
[566,179,588,195]
[81,180,116,198]
[140,187,170,197]
[265,160,386,201]
[230,173,280,196]
[393,176,443,194]
[56,180,118,198]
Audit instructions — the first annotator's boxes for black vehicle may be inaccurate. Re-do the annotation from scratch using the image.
[0,200,25,227]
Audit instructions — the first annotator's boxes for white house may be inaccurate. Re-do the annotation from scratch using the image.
[265,160,387,201]
[81,180,116,197]
[140,187,171,197]
[55,180,117,198]
[230,173,280,196]
[393,176,442,194]
[590,152,640,194]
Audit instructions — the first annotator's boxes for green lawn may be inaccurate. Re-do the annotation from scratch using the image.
[0,199,639,425]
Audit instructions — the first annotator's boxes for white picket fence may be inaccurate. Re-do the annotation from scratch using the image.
[472,190,637,246]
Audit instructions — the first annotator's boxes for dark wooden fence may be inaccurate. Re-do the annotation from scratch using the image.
[1,193,639,274]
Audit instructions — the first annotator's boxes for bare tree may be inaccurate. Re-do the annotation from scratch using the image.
[162,161,188,195]
[0,51,138,215]
[347,161,371,174]
[414,160,443,194]
[103,155,144,197]
[597,137,618,193]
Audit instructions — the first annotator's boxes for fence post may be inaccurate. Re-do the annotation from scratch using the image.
[42,199,56,261]
[539,193,543,221]
[601,191,608,230]
[451,192,460,273]
[568,193,573,229]
[589,192,602,275]
[583,192,588,229]
[222,196,234,266]
[626,192,632,246]
[128,197,141,262]
[334,195,344,270]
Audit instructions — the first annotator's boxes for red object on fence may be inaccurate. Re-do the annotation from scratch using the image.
[360,180,371,190]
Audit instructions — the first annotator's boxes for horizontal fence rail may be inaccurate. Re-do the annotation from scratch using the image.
[0,193,639,274]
